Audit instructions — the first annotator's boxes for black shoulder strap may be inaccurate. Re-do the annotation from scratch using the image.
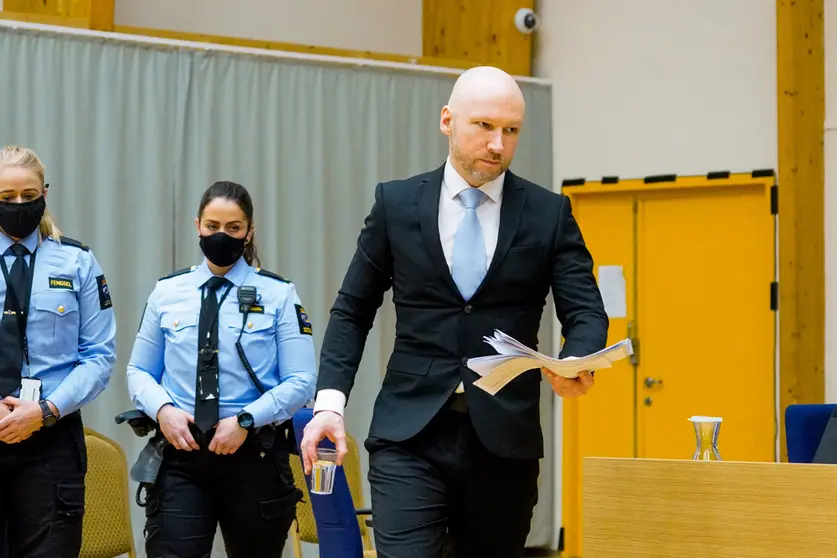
[255,268,290,283]
[49,236,90,252]
[159,266,195,281]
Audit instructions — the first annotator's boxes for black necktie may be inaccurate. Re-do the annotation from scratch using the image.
[0,244,29,397]
[195,276,228,433]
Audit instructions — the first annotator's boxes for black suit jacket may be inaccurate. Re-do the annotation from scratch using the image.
[317,165,608,459]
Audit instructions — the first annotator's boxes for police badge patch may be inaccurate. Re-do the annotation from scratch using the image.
[48,277,74,290]
[96,275,113,310]
[295,304,312,335]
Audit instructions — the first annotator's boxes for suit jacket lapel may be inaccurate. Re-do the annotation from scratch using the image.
[418,165,461,297]
[473,171,526,298]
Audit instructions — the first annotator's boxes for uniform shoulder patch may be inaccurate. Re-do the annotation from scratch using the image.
[159,265,197,281]
[48,236,90,251]
[256,268,290,283]
[295,304,313,335]
[96,275,113,310]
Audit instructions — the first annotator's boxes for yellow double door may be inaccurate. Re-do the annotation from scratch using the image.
[561,174,776,557]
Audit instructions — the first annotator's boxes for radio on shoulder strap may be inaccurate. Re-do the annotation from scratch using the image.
[236,286,267,394]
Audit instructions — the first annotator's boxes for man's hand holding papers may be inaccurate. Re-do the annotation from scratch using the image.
[466,331,634,396]
[543,368,595,397]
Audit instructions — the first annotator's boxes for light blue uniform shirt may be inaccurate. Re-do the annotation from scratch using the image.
[126,257,317,428]
[0,230,117,417]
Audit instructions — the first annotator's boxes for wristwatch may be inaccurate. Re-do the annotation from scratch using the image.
[39,400,57,428]
[237,411,254,431]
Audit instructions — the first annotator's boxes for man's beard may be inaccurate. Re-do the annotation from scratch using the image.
[451,140,508,185]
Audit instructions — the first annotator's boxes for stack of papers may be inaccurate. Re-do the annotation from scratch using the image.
[466,330,634,396]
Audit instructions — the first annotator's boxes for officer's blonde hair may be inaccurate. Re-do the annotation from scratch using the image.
[0,146,62,241]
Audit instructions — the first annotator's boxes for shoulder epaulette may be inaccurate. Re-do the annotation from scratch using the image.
[159,265,197,281]
[256,268,290,283]
[48,236,90,251]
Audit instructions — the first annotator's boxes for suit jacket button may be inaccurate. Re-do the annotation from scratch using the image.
[464,304,472,314]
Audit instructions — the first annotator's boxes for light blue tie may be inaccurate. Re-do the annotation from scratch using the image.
[451,187,488,300]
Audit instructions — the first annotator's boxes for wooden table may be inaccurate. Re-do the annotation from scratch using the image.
[582,457,837,557]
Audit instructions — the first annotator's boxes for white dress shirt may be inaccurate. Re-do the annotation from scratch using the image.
[314,159,506,416]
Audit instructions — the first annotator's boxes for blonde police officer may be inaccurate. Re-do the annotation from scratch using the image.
[0,145,117,557]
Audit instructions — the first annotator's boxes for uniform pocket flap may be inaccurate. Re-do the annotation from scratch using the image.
[161,313,197,331]
[33,292,79,316]
[56,482,85,517]
[386,352,432,376]
[259,488,303,521]
[227,314,273,333]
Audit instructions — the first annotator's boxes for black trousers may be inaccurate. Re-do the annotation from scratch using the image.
[366,398,540,558]
[0,411,87,558]
[144,425,301,558]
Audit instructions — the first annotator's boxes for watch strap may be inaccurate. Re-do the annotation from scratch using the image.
[39,400,57,426]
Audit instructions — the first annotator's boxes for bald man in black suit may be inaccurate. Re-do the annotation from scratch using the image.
[302,66,608,558]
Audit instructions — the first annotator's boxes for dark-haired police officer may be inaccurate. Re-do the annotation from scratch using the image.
[0,145,117,557]
[126,181,317,557]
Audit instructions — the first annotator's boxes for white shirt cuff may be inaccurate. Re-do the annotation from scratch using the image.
[313,389,346,416]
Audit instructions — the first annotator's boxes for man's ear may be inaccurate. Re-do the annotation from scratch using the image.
[440,106,453,137]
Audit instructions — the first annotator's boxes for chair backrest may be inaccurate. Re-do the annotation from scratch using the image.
[289,429,369,546]
[292,408,365,558]
[342,433,371,545]
[290,455,319,544]
[80,428,135,558]
[785,404,837,463]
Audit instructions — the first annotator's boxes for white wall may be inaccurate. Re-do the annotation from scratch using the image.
[114,0,422,57]
[533,0,777,183]
[531,0,778,547]
[825,0,837,402]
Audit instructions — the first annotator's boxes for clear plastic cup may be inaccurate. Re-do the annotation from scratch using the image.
[310,448,339,495]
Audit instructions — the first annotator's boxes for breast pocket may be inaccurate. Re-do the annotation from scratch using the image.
[160,313,198,346]
[227,313,274,358]
[29,291,80,356]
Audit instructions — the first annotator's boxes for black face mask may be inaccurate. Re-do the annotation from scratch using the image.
[0,196,46,240]
[199,232,246,267]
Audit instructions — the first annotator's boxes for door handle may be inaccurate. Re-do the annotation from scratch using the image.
[644,377,663,388]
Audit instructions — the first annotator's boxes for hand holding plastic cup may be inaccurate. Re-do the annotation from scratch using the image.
[310,447,339,495]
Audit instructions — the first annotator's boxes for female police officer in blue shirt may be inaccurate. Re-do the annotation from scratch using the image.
[126,180,317,557]
[0,145,117,557]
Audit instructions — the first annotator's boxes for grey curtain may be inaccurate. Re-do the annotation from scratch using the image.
[0,22,554,555]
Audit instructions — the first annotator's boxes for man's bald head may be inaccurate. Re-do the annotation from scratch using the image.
[440,66,525,186]
[446,66,526,116]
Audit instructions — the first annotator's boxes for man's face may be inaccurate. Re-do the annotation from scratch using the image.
[442,92,524,186]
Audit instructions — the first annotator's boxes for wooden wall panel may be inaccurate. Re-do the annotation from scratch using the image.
[423,0,535,76]
[3,0,112,29]
[4,0,86,18]
[777,0,826,459]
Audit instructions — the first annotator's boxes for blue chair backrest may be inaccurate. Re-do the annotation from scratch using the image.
[785,404,837,463]
[292,408,365,558]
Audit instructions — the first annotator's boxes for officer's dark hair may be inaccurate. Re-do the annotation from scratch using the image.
[197,181,261,268]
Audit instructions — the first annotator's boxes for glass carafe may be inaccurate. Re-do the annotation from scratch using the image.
[688,416,723,461]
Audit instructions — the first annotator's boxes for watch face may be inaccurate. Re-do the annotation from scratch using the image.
[238,413,253,429]
[43,415,56,427]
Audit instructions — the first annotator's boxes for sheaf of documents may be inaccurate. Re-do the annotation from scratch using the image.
[467,330,634,396]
